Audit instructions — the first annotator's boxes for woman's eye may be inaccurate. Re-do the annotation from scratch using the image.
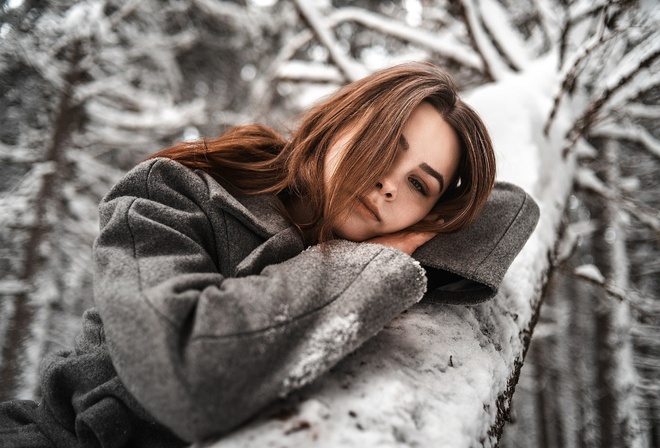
[409,177,427,195]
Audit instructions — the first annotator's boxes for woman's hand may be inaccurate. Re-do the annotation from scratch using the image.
[365,231,437,256]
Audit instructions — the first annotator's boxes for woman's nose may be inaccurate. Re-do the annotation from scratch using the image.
[376,179,396,200]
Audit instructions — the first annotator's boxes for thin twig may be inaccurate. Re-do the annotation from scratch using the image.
[575,167,660,233]
[292,0,366,83]
[558,265,658,317]
[558,0,611,68]
[563,45,660,157]
[458,0,495,82]
[544,26,617,136]
[591,121,660,160]
[328,7,483,72]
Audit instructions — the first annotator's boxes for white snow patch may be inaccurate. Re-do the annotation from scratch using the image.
[479,0,530,70]
[574,264,606,283]
[248,0,277,7]
[0,23,11,39]
[403,0,422,27]
[466,53,558,193]
[282,313,360,393]
[4,0,24,10]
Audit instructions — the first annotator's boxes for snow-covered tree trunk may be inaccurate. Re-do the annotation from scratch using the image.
[603,140,646,447]
[198,50,579,448]
[0,36,86,400]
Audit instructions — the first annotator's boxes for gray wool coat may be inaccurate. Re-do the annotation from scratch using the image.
[0,158,538,447]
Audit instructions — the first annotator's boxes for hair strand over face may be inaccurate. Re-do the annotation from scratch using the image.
[148,62,496,245]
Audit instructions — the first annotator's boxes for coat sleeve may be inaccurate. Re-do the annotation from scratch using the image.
[92,159,427,442]
[413,181,539,304]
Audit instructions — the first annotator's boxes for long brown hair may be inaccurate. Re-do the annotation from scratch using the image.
[149,62,496,244]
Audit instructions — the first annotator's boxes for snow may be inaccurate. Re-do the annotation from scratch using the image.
[607,61,660,110]
[282,313,360,393]
[328,7,483,72]
[4,0,25,11]
[276,61,344,84]
[574,264,606,283]
[249,0,277,7]
[293,0,368,82]
[622,103,660,119]
[479,0,531,70]
[461,0,513,81]
[403,0,422,27]
[0,23,11,39]
[467,54,557,193]
[200,54,580,448]
[85,98,207,131]
[607,32,660,90]
[592,121,660,159]
[600,141,646,446]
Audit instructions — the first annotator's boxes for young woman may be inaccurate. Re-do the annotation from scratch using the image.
[0,62,537,448]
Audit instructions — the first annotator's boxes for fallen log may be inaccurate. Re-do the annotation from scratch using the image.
[200,58,577,448]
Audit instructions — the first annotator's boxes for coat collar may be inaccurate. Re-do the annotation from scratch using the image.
[199,170,293,239]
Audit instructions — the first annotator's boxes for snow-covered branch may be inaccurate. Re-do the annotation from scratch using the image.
[564,36,660,154]
[0,144,41,164]
[631,323,660,340]
[553,219,597,266]
[255,3,486,113]
[603,66,660,112]
[275,61,344,83]
[530,0,561,45]
[558,0,615,68]
[458,0,512,81]
[591,121,660,160]
[327,7,483,72]
[74,78,177,111]
[9,34,68,92]
[0,280,32,296]
[619,102,660,119]
[293,0,367,82]
[569,0,610,25]
[85,97,207,132]
[575,167,660,232]
[544,22,616,135]
[564,264,659,316]
[107,0,142,27]
[248,28,315,117]
[478,0,529,71]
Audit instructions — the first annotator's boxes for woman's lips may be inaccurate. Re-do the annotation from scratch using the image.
[356,197,381,221]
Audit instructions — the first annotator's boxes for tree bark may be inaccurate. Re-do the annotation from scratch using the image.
[0,40,85,401]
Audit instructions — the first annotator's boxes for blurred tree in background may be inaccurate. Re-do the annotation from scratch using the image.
[0,0,658,446]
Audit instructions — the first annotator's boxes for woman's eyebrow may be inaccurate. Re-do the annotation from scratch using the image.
[420,162,444,192]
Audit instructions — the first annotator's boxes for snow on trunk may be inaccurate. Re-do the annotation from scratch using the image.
[199,55,578,448]
[599,140,645,447]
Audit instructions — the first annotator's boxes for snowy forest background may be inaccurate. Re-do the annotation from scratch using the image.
[0,0,658,446]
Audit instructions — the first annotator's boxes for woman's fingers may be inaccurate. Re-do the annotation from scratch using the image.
[366,230,437,255]
[412,230,438,247]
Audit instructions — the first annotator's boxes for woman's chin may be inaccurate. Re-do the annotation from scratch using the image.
[332,226,376,243]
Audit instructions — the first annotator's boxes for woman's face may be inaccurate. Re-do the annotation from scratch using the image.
[325,102,461,242]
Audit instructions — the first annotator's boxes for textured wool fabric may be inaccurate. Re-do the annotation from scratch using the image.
[0,307,186,448]
[92,158,429,443]
[414,181,539,304]
[0,158,538,447]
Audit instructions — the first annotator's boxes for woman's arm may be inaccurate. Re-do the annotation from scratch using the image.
[93,159,427,442]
